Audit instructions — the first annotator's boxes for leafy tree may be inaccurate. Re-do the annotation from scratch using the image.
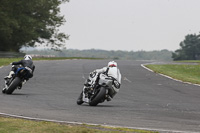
[0,0,69,52]
[172,33,200,60]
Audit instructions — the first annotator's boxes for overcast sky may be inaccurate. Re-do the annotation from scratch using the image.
[59,0,200,51]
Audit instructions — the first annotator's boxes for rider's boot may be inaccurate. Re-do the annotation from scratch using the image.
[18,79,28,90]
[107,97,111,101]
[18,83,22,89]
[4,71,14,79]
[106,95,112,101]
[17,80,26,90]
[22,80,27,85]
[2,88,6,93]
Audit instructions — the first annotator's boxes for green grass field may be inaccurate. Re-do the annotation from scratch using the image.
[145,64,200,84]
[0,116,157,133]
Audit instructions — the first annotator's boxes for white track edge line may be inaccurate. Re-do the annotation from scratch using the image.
[141,63,200,87]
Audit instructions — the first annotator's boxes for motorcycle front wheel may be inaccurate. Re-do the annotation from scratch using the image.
[77,92,84,105]
[89,87,106,106]
[6,77,21,94]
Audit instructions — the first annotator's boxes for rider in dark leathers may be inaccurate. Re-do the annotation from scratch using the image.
[4,55,35,89]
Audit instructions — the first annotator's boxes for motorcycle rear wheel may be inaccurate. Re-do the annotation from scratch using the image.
[6,77,21,94]
[89,87,106,106]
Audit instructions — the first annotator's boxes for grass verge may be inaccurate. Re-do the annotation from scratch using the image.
[0,116,157,133]
[145,64,200,84]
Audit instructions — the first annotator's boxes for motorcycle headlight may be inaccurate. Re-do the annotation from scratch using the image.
[89,71,96,78]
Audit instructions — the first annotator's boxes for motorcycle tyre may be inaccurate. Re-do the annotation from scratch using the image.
[89,87,106,106]
[77,92,84,105]
[6,77,21,94]
[2,88,6,94]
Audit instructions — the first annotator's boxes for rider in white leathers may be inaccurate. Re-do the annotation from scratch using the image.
[95,61,121,85]
[94,61,121,97]
[77,61,121,104]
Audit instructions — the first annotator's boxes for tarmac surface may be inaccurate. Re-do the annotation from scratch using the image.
[0,59,200,133]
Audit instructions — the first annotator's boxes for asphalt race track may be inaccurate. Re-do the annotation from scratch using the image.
[1,60,200,132]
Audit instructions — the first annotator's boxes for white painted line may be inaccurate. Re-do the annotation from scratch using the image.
[141,63,200,87]
[82,74,86,79]
[141,63,154,72]
[123,77,132,83]
[0,112,198,133]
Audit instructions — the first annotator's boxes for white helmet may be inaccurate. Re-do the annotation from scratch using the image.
[108,61,117,67]
[24,55,32,60]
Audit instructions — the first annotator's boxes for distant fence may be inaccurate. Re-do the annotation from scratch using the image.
[0,51,25,58]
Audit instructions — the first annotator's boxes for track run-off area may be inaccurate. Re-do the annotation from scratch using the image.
[1,60,200,133]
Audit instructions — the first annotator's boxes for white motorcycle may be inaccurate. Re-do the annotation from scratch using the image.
[77,71,120,106]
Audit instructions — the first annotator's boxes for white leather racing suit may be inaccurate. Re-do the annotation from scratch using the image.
[95,66,121,96]
[95,66,121,85]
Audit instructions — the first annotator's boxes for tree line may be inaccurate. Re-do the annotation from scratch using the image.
[24,49,173,61]
[0,0,69,52]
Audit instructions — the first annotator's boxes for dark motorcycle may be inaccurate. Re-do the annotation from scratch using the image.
[77,72,120,106]
[2,66,32,94]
